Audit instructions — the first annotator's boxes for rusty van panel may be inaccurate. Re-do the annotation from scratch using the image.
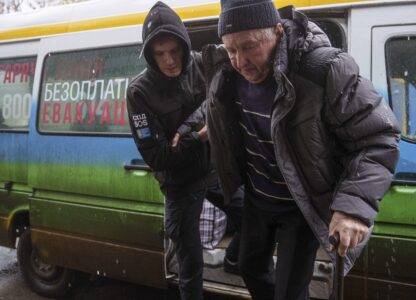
[31,228,166,288]
[30,196,164,251]
[0,185,30,247]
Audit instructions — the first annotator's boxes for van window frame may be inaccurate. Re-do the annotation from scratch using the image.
[185,16,347,51]
[311,19,346,51]
[0,55,37,133]
[36,43,143,137]
[185,18,221,51]
[385,34,416,144]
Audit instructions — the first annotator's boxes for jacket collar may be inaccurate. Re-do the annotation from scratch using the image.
[273,6,331,77]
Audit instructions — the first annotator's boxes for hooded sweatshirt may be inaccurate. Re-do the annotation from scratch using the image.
[127,1,213,192]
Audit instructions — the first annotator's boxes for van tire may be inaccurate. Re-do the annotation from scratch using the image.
[17,229,76,298]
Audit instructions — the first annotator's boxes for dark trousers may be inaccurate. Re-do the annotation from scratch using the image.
[239,193,320,300]
[205,184,243,262]
[165,182,243,300]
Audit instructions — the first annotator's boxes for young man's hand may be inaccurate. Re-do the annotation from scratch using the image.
[197,125,208,142]
[171,125,208,148]
[171,133,180,148]
[328,211,369,257]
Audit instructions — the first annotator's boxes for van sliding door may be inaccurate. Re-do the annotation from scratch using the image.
[370,23,416,298]
[28,29,166,288]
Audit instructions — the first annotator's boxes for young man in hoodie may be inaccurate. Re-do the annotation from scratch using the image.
[202,0,400,299]
[126,2,243,300]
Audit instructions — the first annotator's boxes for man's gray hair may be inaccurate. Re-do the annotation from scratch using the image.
[259,27,276,41]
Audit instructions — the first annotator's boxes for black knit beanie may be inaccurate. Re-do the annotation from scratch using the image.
[218,0,281,37]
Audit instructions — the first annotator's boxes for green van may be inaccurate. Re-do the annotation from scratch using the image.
[1,0,415,299]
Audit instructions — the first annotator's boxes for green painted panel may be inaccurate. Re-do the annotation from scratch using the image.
[32,189,163,215]
[0,188,30,247]
[376,185,416,227]
[0,161,27,183]
[0,188,30,215]
[32,229,166,288]
[373,222,416,239]
[29,163,163,204]
[351,235,416,283]
[31,197,164,250]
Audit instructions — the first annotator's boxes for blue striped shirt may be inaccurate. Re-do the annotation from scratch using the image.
[236,74,297,212]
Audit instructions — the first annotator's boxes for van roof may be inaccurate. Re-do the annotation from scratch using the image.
[0,0,218,40]
[301,0,416,13]
[0,0,402,42]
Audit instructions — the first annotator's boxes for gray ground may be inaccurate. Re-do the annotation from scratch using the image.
[0,246,237,300]
[0,246,175,300]
[0,247,49,300]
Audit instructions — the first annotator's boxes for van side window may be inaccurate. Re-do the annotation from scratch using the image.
[38,45,144,134]
[188,25,221,51]
[0,57,36,131]
[314,20,345,50]
[386,36,416,142]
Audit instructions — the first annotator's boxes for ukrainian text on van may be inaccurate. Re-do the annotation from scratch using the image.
[1,0,415,299]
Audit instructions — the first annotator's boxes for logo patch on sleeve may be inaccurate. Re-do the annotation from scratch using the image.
[132,114,148,128]
[136,127,152,139]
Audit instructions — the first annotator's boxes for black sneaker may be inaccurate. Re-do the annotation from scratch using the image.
[223,257,240,275]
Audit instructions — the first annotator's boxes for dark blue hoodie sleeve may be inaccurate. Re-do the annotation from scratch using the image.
[127,85,202,172]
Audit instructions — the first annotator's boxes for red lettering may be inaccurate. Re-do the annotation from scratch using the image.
[52,103,61,124]
[87,102,99,124]
[74,63,84,80]
[66,64,72,80]
[12,63,21,83]
[44,66,49,80]
[54,65,63,81]
[93,59,104,79]
[63,103,72,124]
[0,64,4,82]
[114,100,125,125]
[3,64,11,83]
[42,102,51,125]
[21,63,29,83]
[42,100,129,127]
[99,101,111,125]
[51,60,103,81]
[2,60,35,84]
[74,102,84,124]
[30,62,35,76]
[85,62,92,79]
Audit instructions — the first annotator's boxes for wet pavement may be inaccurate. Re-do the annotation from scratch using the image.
[0,246,238,300]
[0,247,48,300]
[0,246,177,299]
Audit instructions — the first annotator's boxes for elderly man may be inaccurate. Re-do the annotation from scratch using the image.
[126,2,242,300]
[203,0,400,299]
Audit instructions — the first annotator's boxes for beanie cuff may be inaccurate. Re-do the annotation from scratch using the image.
[218,2,280,37]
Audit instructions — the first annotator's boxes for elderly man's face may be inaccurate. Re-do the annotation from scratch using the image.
[151,34,184,78]
[222,24,282,84]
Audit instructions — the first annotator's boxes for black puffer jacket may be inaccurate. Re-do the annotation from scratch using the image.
[127,1,211,192]
[204,7,400,272]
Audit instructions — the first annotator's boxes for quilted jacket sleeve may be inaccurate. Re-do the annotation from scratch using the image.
[324,52,401,226]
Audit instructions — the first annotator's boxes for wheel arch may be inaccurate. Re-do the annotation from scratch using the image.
[9,209,30,248]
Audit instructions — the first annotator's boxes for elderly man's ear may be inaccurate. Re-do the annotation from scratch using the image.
[274,23,284,38]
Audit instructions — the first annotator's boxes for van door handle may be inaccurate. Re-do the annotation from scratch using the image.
[124,159,152,171]
[4,181,13,193]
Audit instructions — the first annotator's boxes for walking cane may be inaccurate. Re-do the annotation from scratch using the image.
[329,233,344,300]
